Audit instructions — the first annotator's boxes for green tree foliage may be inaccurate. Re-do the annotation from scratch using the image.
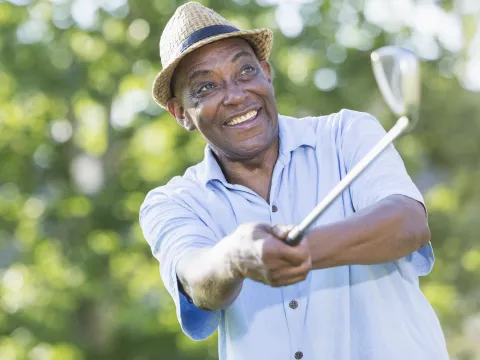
[0,0,479,359]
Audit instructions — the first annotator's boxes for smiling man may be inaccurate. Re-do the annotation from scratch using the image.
[139,2,449,360]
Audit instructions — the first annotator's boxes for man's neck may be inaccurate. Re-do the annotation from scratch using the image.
[213,137,280,202]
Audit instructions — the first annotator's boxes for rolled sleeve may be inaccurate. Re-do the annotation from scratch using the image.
[139,189,220,340]
[340,111,434,276]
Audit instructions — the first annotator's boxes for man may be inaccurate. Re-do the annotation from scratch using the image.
[140,2,449,359]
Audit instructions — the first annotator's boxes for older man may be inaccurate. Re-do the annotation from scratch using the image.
[140,2,449,359]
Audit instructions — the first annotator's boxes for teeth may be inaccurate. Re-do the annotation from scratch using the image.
[226,110,258,126]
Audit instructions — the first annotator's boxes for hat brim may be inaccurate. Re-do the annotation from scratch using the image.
[152,28,273,109]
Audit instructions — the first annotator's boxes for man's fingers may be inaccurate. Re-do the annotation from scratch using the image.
[270,224,295,240]
[270,274,309,287]
[268,259,311,286]
[247,255,311,286]
[278,241,310,266]
[261,233,306,266]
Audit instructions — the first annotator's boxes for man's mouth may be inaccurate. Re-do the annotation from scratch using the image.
[225,110,258,126]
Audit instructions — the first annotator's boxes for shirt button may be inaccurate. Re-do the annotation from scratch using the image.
[289,300,298,309]
[272,205,278,212]
[294,351,303,359]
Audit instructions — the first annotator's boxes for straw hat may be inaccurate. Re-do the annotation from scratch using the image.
[152,2,274,109]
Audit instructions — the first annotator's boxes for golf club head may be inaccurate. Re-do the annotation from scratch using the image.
[371,46,421,131]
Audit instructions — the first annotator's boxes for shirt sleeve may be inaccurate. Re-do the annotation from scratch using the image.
[340,110,434,276]
[139,189,221,340]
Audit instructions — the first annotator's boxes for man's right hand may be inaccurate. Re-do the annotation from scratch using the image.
[227,223,312,287]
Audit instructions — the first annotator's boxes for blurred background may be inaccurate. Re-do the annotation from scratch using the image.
[0,0,479,359]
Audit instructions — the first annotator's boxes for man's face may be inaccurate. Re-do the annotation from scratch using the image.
[168,38,278,161]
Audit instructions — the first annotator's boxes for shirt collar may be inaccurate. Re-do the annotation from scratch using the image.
[197,114,317,186]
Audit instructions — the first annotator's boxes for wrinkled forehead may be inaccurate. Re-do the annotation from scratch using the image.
[171,37,257,89]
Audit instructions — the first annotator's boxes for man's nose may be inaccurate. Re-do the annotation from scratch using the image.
[223,82,247,106]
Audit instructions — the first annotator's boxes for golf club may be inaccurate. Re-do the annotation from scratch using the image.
[285,46,421,246]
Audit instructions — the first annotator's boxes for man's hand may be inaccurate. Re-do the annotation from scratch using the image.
[228,223,312,287]
[177,222,311,310]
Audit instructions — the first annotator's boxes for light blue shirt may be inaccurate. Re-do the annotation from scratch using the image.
[140,109,449,360]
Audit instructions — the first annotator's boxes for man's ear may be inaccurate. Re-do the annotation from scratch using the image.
[260,61,272,83]
[167,98,196,131]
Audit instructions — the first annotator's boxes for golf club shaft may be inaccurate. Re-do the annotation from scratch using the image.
[285,116,410,246]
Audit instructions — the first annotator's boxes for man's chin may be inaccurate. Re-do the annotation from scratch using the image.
[230,136,278,161]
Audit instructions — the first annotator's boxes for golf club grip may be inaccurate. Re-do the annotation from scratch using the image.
[285,116,409,246]
[285,227,304,246]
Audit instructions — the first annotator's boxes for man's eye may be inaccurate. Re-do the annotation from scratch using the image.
[197,83,215,94]
[240,66,255,75]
